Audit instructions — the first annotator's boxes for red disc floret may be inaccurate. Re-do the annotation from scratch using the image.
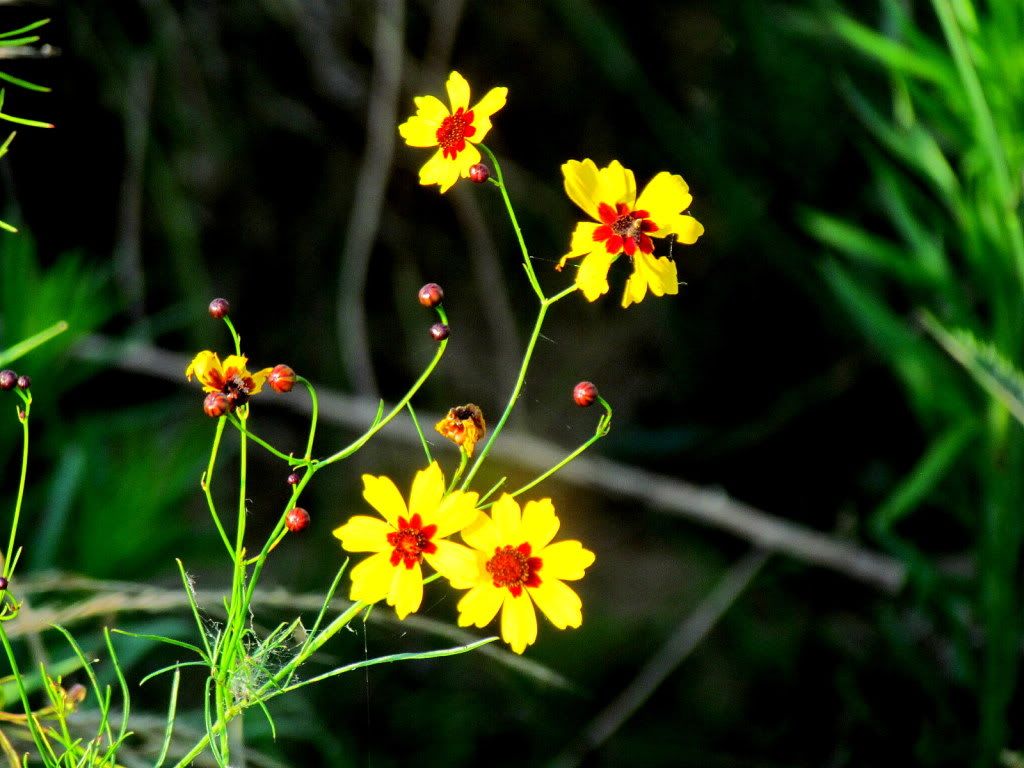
[593,202,657,257]
[435,107,476,159]
[387,514,438,568]
[486,543,542,597]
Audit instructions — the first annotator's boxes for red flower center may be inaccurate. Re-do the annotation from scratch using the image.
[387,514,438,569]
[436,107,477,160]
[486,543,542,598]
[593,202,658,258]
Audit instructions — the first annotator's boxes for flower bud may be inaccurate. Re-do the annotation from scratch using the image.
[0,576,8,590]
[436,404,486,457]
[430,322,450,341]
[0,370,16,391]
[286,472,301,486]
[469,163,490,183]
[286,507,310,533]
[208,298,230,319]
[418,282,444,308]
[65,683,87,707]
[268,364,296,393]
[203,392,231,418]
[573,381,598,407]
[16,375,31,390]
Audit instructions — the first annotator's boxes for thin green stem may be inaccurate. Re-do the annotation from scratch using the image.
[0,626,56,765]
[226,415,305,465]
[4,393,29,579]
[447,449,469,493]
[407,402,433,464]
[201,418,234,557]
[223,317,242,356]
[479,143,544,301]
[461,284,577,491]
[300,376,319,460]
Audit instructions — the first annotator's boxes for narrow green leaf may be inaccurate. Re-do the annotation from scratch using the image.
[256,700,277,741]
[153,668,180,768]
[831,13,953,84]
[111,629,207,661]
[139,661,208,687]
[0,19,50,39]
[0,321,69,367]
[803,209,933,283]
[0,71,50,93]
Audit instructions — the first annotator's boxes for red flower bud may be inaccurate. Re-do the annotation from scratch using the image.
[469,163,490,183]
[418,283,444,308]
[16,375,31,390]
[203,392,231,418]
[430,323,450,341]
[0,576,8,590]
[268,364,296,393]
[286,507,310,532]
[573,381,598,407]
[208,298,230,319]
[0,370,16,391]
[286,472,301,486]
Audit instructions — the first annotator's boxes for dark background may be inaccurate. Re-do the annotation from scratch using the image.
[0,0,1013,765]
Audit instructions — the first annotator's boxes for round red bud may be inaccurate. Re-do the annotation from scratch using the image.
[418,283,444,308]
[429,323,450,341]
[208,298,230,319]
[286,507,310,533]
[573,381,598,407]
[0,370,16,391]
[469,163,490,183]
[203,392,231,418]
[286,472,301,486]
[268,364,296,393]
[0,576,9,590]
[16,375,31,390]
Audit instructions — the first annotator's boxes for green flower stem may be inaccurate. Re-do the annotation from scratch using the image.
[447,448,469,493]
[0,626,56,765]
[479,143,544,302]
[483,395,613,507]
[200,417,234,557]
[316,309,449,470]
[223,316,242,356]
[461,284,577,491]
[300,376,319,460]
[226,415,306,465]
[4,392,30,579]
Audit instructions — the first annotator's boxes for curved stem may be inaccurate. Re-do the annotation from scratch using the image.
[4,392,29,579]
[479,143,544,301]
[226,415,305,465]
[300,376,319,460]
[201,418,234,557]
[461,284,577,491]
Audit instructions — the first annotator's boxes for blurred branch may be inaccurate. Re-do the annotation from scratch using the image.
[552,549,770,768]
[335,0,404,395]
[74,335,908,593]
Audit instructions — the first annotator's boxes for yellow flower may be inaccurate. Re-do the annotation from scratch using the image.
[558,158,704,308]
[333,462,480,619]
[185,350,272,408]
[398,71,508,193]
[435,403,486,457]
[456,494,595,654]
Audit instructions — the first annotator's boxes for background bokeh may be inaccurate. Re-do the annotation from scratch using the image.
[1,0,1022,765]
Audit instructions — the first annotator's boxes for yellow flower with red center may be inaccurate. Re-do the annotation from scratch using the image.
[456,494,595,654]
[333,462,480,619]
[558,159,704,308]
[398,71,508,193]
[435,403,486,457]
[185,351,272,409]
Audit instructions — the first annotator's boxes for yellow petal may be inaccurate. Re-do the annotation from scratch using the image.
[248,367,272,395]
[461,510,498,552]
[220,354,250,376]
[454,143,482,183]
[528,579,583,629]
[185,350,218,382]
[491,494,523,545]
[457,583,504,628]
[388,561,423,619]
[361,474,407,528]
[432,490,481,539]
[425,540,480,589]
[622,252,678,309]
[558,221,601,269]
[500,591,538,654]
[561,159,602,220]
[399,113,442,148]
[596,160,636,209]
[468,86,508,141]
[635,172,693,234]
[409,461,444,521]
[332,515,392,553]
[666,213,704,245]
[445,70,471,112]
[575,249,616,301]
[418,148,462,193]
[537,540,595,581]
[521,498,559,551]
[349,551,395,604]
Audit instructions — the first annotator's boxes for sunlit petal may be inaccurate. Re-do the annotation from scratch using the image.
[536,540,595,581]
[457,583,504,628]
[389,561,423,619]
[361,473,407,528]
[528,580,583,629]
[332,515,392,552]
[521,498,559,550]
[425,540,480,589]
[500,592,538,654]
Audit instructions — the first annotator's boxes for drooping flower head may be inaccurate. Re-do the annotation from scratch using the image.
[435,403,486,457]
[457,494,595,654]
[398,71,508,193]
[558,159,704,308]
[185,351,272,412]
[333,462,480,619]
